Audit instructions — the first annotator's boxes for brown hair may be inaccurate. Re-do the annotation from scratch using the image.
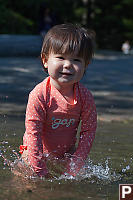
[41,23,95,68]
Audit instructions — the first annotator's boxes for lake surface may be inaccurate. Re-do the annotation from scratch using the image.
[0,55,133,200]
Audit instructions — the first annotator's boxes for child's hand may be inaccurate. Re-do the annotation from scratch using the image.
[11,158,36,178]
[46,156,68,178]
[44,145,76,178]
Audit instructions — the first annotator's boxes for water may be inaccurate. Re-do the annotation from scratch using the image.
[0,116,133,200]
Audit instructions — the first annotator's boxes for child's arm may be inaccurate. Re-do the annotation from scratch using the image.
[24,90,48,177]
[66,92,97,176]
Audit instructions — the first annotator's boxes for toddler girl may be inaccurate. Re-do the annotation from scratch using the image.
[20,24,97,178]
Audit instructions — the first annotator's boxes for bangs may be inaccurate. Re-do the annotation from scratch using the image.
[49,33,82,56]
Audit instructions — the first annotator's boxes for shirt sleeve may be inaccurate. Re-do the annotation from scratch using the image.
[23,89,48,177]
[66,90,97,176]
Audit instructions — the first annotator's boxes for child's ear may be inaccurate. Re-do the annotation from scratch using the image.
[41,53,48,68]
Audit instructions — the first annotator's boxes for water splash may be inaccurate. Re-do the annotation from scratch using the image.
[58,157,121,184]
[0,143,132,184]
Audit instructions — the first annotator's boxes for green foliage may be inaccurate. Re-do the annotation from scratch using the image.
[0,7,33,34]
[0,0,133,50]
[0,1,34,34]
[88,0,133,49]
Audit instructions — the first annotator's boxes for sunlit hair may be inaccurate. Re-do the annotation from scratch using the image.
[41,23,95,68]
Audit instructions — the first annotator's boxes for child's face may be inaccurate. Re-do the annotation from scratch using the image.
[45,52,86,87]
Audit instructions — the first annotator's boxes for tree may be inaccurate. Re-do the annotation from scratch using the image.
[0,0,133,50]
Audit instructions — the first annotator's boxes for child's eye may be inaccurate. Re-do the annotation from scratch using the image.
[74,58,81,62]
[56,56,64,60]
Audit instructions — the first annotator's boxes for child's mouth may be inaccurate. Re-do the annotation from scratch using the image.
[60,72,72,76]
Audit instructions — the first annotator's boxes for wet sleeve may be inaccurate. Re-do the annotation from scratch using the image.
[24,90,48,177]
[66,91,97,176]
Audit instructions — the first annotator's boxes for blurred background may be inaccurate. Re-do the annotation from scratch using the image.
[0,0,133,51]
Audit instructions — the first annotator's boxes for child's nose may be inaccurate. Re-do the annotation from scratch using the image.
[64,60,72,68]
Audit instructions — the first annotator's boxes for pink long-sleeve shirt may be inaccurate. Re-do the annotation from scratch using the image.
[23,76,97,177]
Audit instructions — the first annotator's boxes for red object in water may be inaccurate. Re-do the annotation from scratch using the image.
[19,145,27,154]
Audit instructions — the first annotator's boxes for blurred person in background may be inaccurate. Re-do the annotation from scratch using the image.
[39,2,59,37]
[121,40,131,55]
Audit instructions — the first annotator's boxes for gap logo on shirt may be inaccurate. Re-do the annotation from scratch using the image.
[51,117,75,129]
